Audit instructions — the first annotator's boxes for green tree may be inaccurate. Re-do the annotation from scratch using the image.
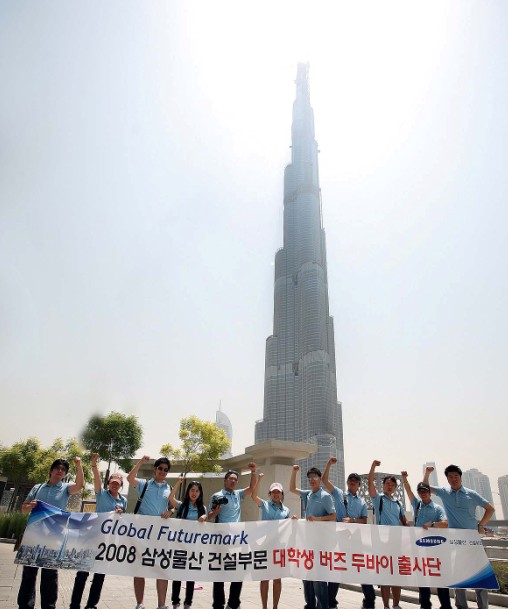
[0,438,42,486]
[160,415,231,483]
[81,411,143,486]
[0,437,90,510]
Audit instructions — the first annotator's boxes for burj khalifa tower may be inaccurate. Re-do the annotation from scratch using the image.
[255,64,345,489]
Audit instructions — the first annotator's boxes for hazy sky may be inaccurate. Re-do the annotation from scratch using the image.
[1,2,507,511]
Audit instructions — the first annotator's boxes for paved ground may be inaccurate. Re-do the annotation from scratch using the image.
[0,543,503,609]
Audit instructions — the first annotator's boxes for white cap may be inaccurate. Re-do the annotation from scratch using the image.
[269,482,283,493]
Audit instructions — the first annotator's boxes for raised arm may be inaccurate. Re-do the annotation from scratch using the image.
[91,453,102,494]
[251,472,264,507]
[422,466,435,492]
[322,457,336,494]
[244,462,257,498]
[127,455,150,488]
[401,471,415,504]
[289,464,301,495]
[169,475,184,509]
[368,460,380,498]
[69,457,85,495]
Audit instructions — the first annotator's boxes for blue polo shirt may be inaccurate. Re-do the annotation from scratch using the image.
[372,492,404,526]
[433,486,488,530]
[175,500,206,521]
[331,486,347,521]
[26,482,72,510]
[96,489,127,513]
[411,498,445,527]
[209,488,246,523]
[260,499,290,521]
[345,491,368,520]
[135,479,171,516]
[300,488,335,519]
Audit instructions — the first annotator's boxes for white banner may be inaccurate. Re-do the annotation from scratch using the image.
[15,501,498,589]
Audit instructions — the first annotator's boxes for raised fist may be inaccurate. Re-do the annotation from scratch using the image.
[293,464,300,471]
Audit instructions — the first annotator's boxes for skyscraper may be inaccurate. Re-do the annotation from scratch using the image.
[255,64,345,489]
[216,402,233,459]
[498,475,508,520]
[462,468,494,520]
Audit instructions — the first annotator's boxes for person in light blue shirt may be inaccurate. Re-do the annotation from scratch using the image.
[70,453,126,609]
[18,457,84,609]
[290,464,335,609]
[207,464,256,609]
[423,464,495,609]
[127,455,173,609]
[401,471,451,609]
[369,460,407,609]
[251,472,293,609]
[169,476,207,609]
[323,459,375,609]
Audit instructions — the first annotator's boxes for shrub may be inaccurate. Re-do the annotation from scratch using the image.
[0,512,29,539]
[492,561,508,594]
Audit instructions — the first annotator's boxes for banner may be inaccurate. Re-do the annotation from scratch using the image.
[15,501,498,588]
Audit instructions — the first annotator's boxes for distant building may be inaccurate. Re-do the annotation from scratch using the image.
[254,63,345,489]
[215,404,232,459]
[462,468,494,519]
[422,462,439,486]
[422,461,443,507]
[498,475,508,520]
[358,472,407,523]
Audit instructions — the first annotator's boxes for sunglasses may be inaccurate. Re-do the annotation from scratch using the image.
[157,466,169,473]
[307,475,320,481]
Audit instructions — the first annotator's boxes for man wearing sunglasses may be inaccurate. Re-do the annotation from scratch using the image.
[401,471,450,609]
[290,464,336,609]
[128,456,172,609]
[323,458,376,609]
[18,457,84,609]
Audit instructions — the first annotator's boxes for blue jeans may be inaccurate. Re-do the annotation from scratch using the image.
[303,580,328,609]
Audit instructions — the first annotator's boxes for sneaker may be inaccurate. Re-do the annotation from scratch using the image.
[183,605,191,609]
[393,606,402,609]
[135,605,145,609]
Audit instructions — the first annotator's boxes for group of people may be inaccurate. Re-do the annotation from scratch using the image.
[17,454,495,609]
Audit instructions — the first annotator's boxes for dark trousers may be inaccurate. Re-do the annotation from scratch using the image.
[303,580,328,609]
[18,566,58,609]
[419,587,452,609]
[362,584,376,608]
[171,580,195,607]
[212,581,242,609]
[69,571,106,609]
[328,582,340,608]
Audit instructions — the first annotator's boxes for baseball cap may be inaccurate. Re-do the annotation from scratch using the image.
[417,482,430,492]
[269,482,283,493]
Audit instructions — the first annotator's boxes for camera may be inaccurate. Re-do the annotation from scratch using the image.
[211,496,229,509]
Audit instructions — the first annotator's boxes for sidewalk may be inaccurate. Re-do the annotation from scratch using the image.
[0,543,503,609]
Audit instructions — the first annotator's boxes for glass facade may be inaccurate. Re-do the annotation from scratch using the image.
[255,64,345,489]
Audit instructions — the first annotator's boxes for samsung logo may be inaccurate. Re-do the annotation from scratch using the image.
[416,536,447,547]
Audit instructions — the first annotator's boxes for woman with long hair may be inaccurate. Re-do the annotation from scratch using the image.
[168,476,207,609]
